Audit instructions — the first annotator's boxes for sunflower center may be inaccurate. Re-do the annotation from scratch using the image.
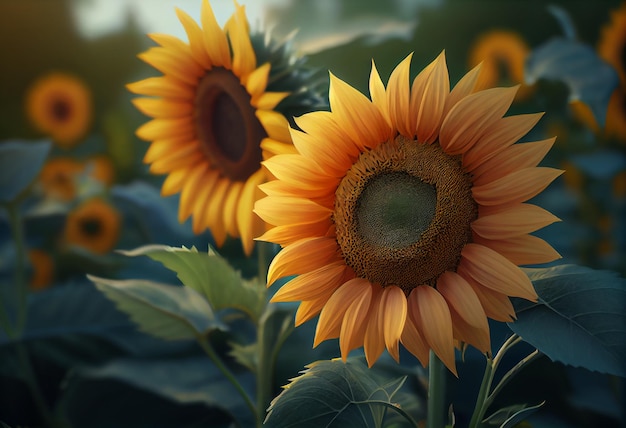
[51,97,71,122]
[79,217,102,237]
[195,67,266,182]
[356,172,436,249]
[334,135,478,294]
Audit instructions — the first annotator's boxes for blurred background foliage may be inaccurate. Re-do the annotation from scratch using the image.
[0,0,624,427]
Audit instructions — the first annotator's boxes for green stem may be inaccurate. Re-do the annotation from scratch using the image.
[257,241,271,284]
[427,350,448,428]
[197,335,257,425]
[486,350,540,408]
[17,343,65,428]
[7,201,28,335]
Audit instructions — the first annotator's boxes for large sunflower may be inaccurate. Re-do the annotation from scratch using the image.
[128,0,302,256]
[25,72,92,149]
[254,52,562,373]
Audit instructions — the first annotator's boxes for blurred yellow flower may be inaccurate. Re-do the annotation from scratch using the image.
[28,249,54,291]
[128,0,294,256]
[25,72,92,148]
[255,52,562,374]
[63,198,121,254]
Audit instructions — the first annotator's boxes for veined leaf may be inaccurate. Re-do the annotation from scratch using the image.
[90,275,225,341]
[525,37,619,127]
[0,140,51,203]
[265,358,416,428]
[483,402,545,428]
[118,245,266,322]
[510,265,626,377]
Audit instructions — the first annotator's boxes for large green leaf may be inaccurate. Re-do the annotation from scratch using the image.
[510,265,626,377]
[0,140,51,203]
[90,275,225,341]
[264,358,417,428]
[118,245,266,322]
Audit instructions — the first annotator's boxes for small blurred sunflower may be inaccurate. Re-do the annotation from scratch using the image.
[468,30,533,100]
[128,0,324,256]
[25,72,92,148]
[255,52,562,373]
[39,156,115,201]
[63,198,121,255]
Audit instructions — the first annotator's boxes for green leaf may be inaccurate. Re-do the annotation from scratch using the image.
[118,245,266,322]
[265,358,416,428]
[483,402,545,428]
[90,275,225,341]
[0,140,51,203]
[229,342,257,373]
[509,265,626,377]
[525,37,619,126]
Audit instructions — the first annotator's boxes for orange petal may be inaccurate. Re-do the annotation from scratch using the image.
[294,111,362,162]
[254,196,331,226]
[369,60,391,125]
[463,113,545,171]
[472,167,564,206]
[267,236,340,285]
[437,271,488,329]
[449,310,491,353]
[203,177,230,247]
[400,312,430,367]
[460,243,537,301]
[439,86,518,155]
[314,278,369,346]
[443,62,482,118]
[386,53,413,137]
[473,234,561,266]
[222,180,244,237]
[161,168,188,196]
[364,287,385,367]
[408,286,457,375]
[148,150,204,175]
[381,286,408,362]
[262,154,338,193]
[238,168,267,256]
[472,203,561,239]
[339,281,373,360]
[136,118,194,141]
[143,137,196,164]
[458,265,516,322]
[255,219,332,247]
[412,51,449,143]
[132,97,194,119]
[271,261,347,302]
[472,137,556,185]
[295,297,329,326]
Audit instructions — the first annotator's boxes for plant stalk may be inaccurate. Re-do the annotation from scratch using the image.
[427,350,447,428]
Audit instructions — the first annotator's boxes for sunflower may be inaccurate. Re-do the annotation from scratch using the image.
[468,30,533,101]
[254,52,562,373]
[38,156,115,201]
[63,197,121,254]
[128,0,309,256]
[25,72,92,148]
[28,249,55,291]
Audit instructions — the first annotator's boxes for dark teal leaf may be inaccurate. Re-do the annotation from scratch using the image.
[90,275,225,341]
[265,358,415,428]
[59,356,254,428]
[509,265,626,377]
[525,37,619,126]
[0,140,51,203]
[483,402,545,428]
[547,5,577,40]
[118,245,267,322]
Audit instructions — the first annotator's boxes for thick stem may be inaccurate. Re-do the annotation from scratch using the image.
[197,335,258,426]
[427,350,448,428]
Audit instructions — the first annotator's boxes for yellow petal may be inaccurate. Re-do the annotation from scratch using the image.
[460,243,537,301]
[314,278,369,346]
[260,138,298,157]
[200,0,231,68]
[226,2,256,78]
[175,7,211,69]
[329,72,391,150]
[294,111,361,160]
[191,170,220,234]
[267,236,339,286]
[178,163,209,222]
[400,312,430,367]
[132,97,193,119]
[295,297,329,326]
[126,76,194,100]
[443,62,482,118]
[148,33,188,50]
[246,63,271,100]
[149,151,204,175]
[472,203,561,239]
[255,219,332,247]
[256,110,292,143]
[271,261,347,302]
[437,271,488,330]
[439,86,518,155]
[381,286,407,362]
[369,60,391,125]
[412,51,449,143]
[472,137,556,185]
[238,168,266,256]
[289,126,355,178]
[161,168,188,196]
[386,53,413,137]
[138,47,204,86]
[340,281,373,360]
[204,177,230,247]
[364,287,385,367]
[254,196,331,227]
[143,137,196,164]
[256,91,290,111]
[408,286,457,375]
[463,113,545,171]
[474,234,561,266]
[222,180,244,237]
[262,154,338,194]
[472,167,564,206]
[136,118,194,141]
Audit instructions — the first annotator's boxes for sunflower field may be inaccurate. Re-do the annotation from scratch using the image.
[0,1,624,427]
